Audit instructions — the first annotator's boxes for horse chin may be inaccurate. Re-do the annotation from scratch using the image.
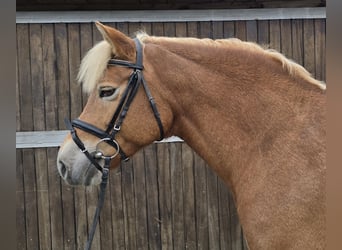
[59,160,102,186]
[57,145,103,186]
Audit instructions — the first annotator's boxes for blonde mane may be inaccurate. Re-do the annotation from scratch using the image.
[77,34,326,93]
[77,40,112,93]
[223,38,326,90]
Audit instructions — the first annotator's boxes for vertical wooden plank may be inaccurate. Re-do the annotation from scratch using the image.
[133,149,148,249]
[68,23,83,118]
[164,22,176,37]
[235,21,246,41]
[110,164,125,249]
[212,21,224,39]
[199,21,212,38]
[16,150,27,250]
[269,20,281,51]
[47,147,64,250]
[292,19,304,66]
[257,20,269,46]
[42,24,58,130]
[229,195,244,250]
[280,19,292,58]
[35,148,51,250]
[175,22,187,37]
[303,19,316,77]
[16,54,21,132]
[223,21,235,38]
[17,24,33,132]
[29,23,52,250]
[314,19,326,81]
[181,143,196,249]
[218,178,232,250]
[55,23,71,125]
[122,155,137,250]
[194,153,208,250]
[80,23,93,108]
[187,22,198,38]
[156,143,173,250]
[152,22,164,36]
[246,20,257,42]
[144,144,162,250]
[23,148,39,250]
[170,143,185,249]
[207,165,219,250]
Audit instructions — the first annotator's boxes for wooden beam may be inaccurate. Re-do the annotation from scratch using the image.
[16,8,326,24]
[16,131,184,149]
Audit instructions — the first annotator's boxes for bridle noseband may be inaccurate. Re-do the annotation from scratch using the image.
[65,38,164,171]
[64,38,164,250]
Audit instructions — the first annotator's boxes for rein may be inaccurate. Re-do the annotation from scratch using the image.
[64,38,164,250]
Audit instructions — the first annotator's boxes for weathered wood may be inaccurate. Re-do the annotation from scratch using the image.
[22,148,39,249]
[280,19,293,58]
[246,20,257,42]
[303,19,316,77]
[170,143,185,249]
[144,144,162,250]
[257,20,269,45]
[16,150,26,250]
[314,19,326,81]
[132,149,147,249]
[292,19,304,66]
[235,21,246,40]
[55,23,71,125]
[182,143,197,249]
[269,19,281,51]
[122,156,137,250]
[17,24,33,132]
[194,153,209,250]
[156,143,173,249]
[47,148,64,250]
[207,165,220,250]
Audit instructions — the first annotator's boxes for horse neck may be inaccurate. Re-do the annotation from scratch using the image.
[145,39,324,193]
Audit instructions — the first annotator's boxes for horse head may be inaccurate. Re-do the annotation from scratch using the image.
[57,22,173,186]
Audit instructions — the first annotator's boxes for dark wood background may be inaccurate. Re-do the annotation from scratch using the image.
[17,0,325,11]
[16,17,325,250]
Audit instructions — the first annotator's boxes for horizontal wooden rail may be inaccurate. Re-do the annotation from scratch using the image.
[16,7,325,24]
[16,131,183,149]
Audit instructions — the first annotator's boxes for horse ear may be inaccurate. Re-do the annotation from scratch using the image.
[95,21,135,61]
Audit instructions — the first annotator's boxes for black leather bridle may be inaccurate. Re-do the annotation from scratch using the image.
[64,38,164,250]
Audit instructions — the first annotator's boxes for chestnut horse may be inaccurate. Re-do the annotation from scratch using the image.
[57,22,326,249]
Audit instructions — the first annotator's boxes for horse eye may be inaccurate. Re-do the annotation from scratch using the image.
[99,87,119,100]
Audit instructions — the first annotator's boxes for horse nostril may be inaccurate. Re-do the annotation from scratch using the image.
[59,161,67,177]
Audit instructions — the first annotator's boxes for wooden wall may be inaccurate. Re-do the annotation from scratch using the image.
[17,0,326,11]
[16,18,325,250]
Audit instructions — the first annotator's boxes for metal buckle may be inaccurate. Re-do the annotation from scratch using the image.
[113,124,121,131]
[95,138,120,159]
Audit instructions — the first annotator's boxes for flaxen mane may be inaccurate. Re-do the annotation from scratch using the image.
[77,34,326,93]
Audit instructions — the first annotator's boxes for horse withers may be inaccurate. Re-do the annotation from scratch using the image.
[57,22,326,249]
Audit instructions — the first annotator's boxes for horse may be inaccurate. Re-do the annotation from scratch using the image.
[57,22,326,249]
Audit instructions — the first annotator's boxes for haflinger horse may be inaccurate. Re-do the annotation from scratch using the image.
[57,22,326,249]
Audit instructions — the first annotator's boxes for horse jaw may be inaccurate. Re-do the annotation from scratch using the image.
[57,140,102,186]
